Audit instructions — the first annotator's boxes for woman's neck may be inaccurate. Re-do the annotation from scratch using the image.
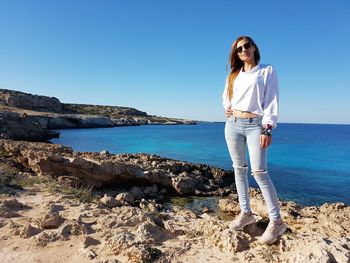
[243,60,257,72]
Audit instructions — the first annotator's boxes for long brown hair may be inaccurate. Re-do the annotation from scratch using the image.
[226,36,261,100]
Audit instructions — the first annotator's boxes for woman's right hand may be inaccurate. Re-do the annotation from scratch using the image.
[225,107,233,118]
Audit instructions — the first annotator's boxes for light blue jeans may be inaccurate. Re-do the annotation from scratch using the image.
[225,116,281,221]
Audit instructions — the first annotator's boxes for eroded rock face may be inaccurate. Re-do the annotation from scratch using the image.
[0,110,57,141]
[0,89,62,112]
[0,139,232,195]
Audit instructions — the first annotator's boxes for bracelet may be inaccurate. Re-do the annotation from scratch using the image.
[261,124,272,136]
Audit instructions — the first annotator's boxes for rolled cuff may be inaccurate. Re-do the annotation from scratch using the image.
[262,115,278,129]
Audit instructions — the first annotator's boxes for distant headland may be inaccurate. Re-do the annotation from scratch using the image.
[0,89,196,141]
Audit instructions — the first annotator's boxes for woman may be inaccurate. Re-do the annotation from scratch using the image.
[222,36,287,245]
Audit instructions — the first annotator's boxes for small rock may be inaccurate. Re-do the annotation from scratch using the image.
[2,199,27,208]
[78,215,97,225]
[0,206,20,218]
[79,248,97,259]
[45,203,62,213]
[40,211,63,229]
[20,223,41,238]
[171,176,196,195]
[35,232,60,247]
[83,236,101,248]
[116,192,134,205]
[100,194,119,208]
[59,220,88,238]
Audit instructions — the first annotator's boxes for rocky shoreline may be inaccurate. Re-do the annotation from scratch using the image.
[0,139,349,262]
[0,139,232,196]
[0,89,349,262]
[0,89,196,141]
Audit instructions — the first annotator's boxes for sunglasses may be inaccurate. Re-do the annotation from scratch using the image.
[236,42,252,53]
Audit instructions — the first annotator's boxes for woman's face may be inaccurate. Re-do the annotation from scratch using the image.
[236,39,256,63]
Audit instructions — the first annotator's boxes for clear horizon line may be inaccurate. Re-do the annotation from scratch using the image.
[196,120,350,126]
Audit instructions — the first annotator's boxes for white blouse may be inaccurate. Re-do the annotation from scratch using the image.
[222,63,279,128]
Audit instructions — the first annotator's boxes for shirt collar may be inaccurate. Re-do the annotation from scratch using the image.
[241,63,260,74]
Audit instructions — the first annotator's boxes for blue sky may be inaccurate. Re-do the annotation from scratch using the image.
[0,0,349,124]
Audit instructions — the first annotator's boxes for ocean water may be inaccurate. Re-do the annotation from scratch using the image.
[50,123,350,206]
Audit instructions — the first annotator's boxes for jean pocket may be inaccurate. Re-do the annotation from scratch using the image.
[247,118,262,127]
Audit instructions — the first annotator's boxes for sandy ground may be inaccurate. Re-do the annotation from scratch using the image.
[0,189,235,263]
[1,187,349,263]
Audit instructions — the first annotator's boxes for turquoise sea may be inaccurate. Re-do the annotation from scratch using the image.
[51,123,350,206]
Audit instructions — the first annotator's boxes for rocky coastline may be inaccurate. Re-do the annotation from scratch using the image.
[0,89,349,262]
[0,89,196,141]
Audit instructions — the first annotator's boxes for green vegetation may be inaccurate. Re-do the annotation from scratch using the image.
[0,170,96,203]
[47,181,95,203]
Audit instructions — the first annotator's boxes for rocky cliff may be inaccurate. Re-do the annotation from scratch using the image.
[0,89,62,113]
[0,89,196,141]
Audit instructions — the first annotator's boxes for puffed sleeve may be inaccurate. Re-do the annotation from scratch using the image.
[222,76,231,111]
[262,65,279,128]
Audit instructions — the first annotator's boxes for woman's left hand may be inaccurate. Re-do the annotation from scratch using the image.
[260,135,272,148]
